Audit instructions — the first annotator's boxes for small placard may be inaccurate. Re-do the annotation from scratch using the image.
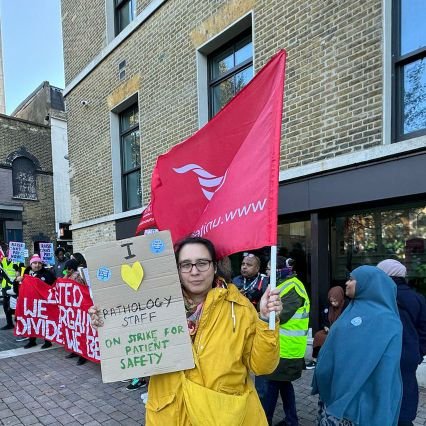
[8,242,26,263]
[39,243,55,265]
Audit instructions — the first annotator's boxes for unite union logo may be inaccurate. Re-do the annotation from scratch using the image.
[173,164,227,200]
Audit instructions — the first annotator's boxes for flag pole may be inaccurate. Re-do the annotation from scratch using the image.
[269,245,277,330]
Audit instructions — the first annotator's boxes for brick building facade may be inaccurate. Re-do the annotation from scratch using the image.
[0,114,56,255]
[62,0,426,327]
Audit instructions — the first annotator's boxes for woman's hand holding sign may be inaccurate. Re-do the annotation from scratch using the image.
[88,306,104,329]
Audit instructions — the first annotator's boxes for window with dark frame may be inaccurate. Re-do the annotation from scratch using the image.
[119,103,142,211]
[114,0,135,36]
[208,30,253,119]
[393,0,426,141]
[12,157,37,200]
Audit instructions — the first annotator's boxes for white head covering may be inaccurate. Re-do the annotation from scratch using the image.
[377,259,407,278]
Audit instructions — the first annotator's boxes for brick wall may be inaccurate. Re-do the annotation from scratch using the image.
[72,221,116,253]
[0,114,56,254]
[62,0,384,250]
[61,0,106,84]
[0,115,53,170]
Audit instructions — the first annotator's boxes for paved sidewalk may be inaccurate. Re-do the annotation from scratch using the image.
[1,314,426,425]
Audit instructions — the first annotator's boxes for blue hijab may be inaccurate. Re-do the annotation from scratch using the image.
[312,266,402,425]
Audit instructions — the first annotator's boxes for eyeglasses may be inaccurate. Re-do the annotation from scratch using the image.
[243,253,255,258]
[179,259,213,273]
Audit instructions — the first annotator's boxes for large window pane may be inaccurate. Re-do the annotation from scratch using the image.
[120,106,138,131]
[235,66,253,93]
[124,170,142,210]
[120,102,141,211]
[333,205,426,294]
[122,131,140,172]
[208,31,253,119]
[401,0,426,55]
[211,47,234,80]
[212,77,234,116]
[115,0,133,35]
[235,37,252,65]
[403,58,426,134]
[277,221,311,292]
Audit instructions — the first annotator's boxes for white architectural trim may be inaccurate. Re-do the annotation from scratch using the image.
[279,136,426,182]
[64,0,168,96]
[70,206,145,231]
[0,204,23,212]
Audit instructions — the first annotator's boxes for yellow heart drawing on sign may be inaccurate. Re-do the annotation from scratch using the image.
[121,261,144,291]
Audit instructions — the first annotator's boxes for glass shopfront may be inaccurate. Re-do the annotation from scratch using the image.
[331,203,426,294]
[277,221,311,293]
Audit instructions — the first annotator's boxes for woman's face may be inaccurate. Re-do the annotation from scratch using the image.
[31,261,42,272]
[329,297,340,307]
[178,243,215,300]
[345,277,357,299]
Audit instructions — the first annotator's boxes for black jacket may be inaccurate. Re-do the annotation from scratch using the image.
[393,277,426,365]
[24,267,56,285]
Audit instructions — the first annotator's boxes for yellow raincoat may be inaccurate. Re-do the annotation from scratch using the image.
[146,283,280,425]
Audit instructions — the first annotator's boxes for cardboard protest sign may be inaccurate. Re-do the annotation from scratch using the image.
[85,231,194,383]
[8,241,26,263]
[15,277,100,362]
[39,243,55,265]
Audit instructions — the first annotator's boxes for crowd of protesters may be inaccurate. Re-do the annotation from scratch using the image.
[1,237,426,425]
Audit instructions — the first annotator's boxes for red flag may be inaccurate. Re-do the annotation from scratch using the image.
[139,50,286,258]
[136,201,157,234]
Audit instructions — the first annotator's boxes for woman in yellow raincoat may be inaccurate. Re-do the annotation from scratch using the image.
[90,236,282,425]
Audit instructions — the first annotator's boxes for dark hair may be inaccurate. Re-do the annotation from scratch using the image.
[55,247,65,256]
[72,252,87,268]
[65,259,79,272]
[174,236,217,264]
[275,255,286,269]
[217,256,232,282]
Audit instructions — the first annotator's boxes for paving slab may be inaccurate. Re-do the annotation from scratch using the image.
[1,313,426,425]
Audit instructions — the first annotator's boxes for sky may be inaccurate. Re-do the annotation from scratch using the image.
[0,0,64,114]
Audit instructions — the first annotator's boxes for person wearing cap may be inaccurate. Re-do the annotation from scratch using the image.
[232,253,269,310]
[377,259,426,426]
[17,254,56,349]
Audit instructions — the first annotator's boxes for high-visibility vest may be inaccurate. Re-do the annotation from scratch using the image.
[277,276,310,359]
[1,258,16,289]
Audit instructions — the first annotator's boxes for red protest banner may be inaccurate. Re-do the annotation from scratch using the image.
[136,50,286,258]
[14,276,100,362]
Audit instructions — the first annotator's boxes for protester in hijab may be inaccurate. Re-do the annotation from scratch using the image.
[377,259,426,426]
[306,286,347,370]
[18,255,56,349]
[256,256,310,426]
[89,236,282,425]
[312,265,403,426]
